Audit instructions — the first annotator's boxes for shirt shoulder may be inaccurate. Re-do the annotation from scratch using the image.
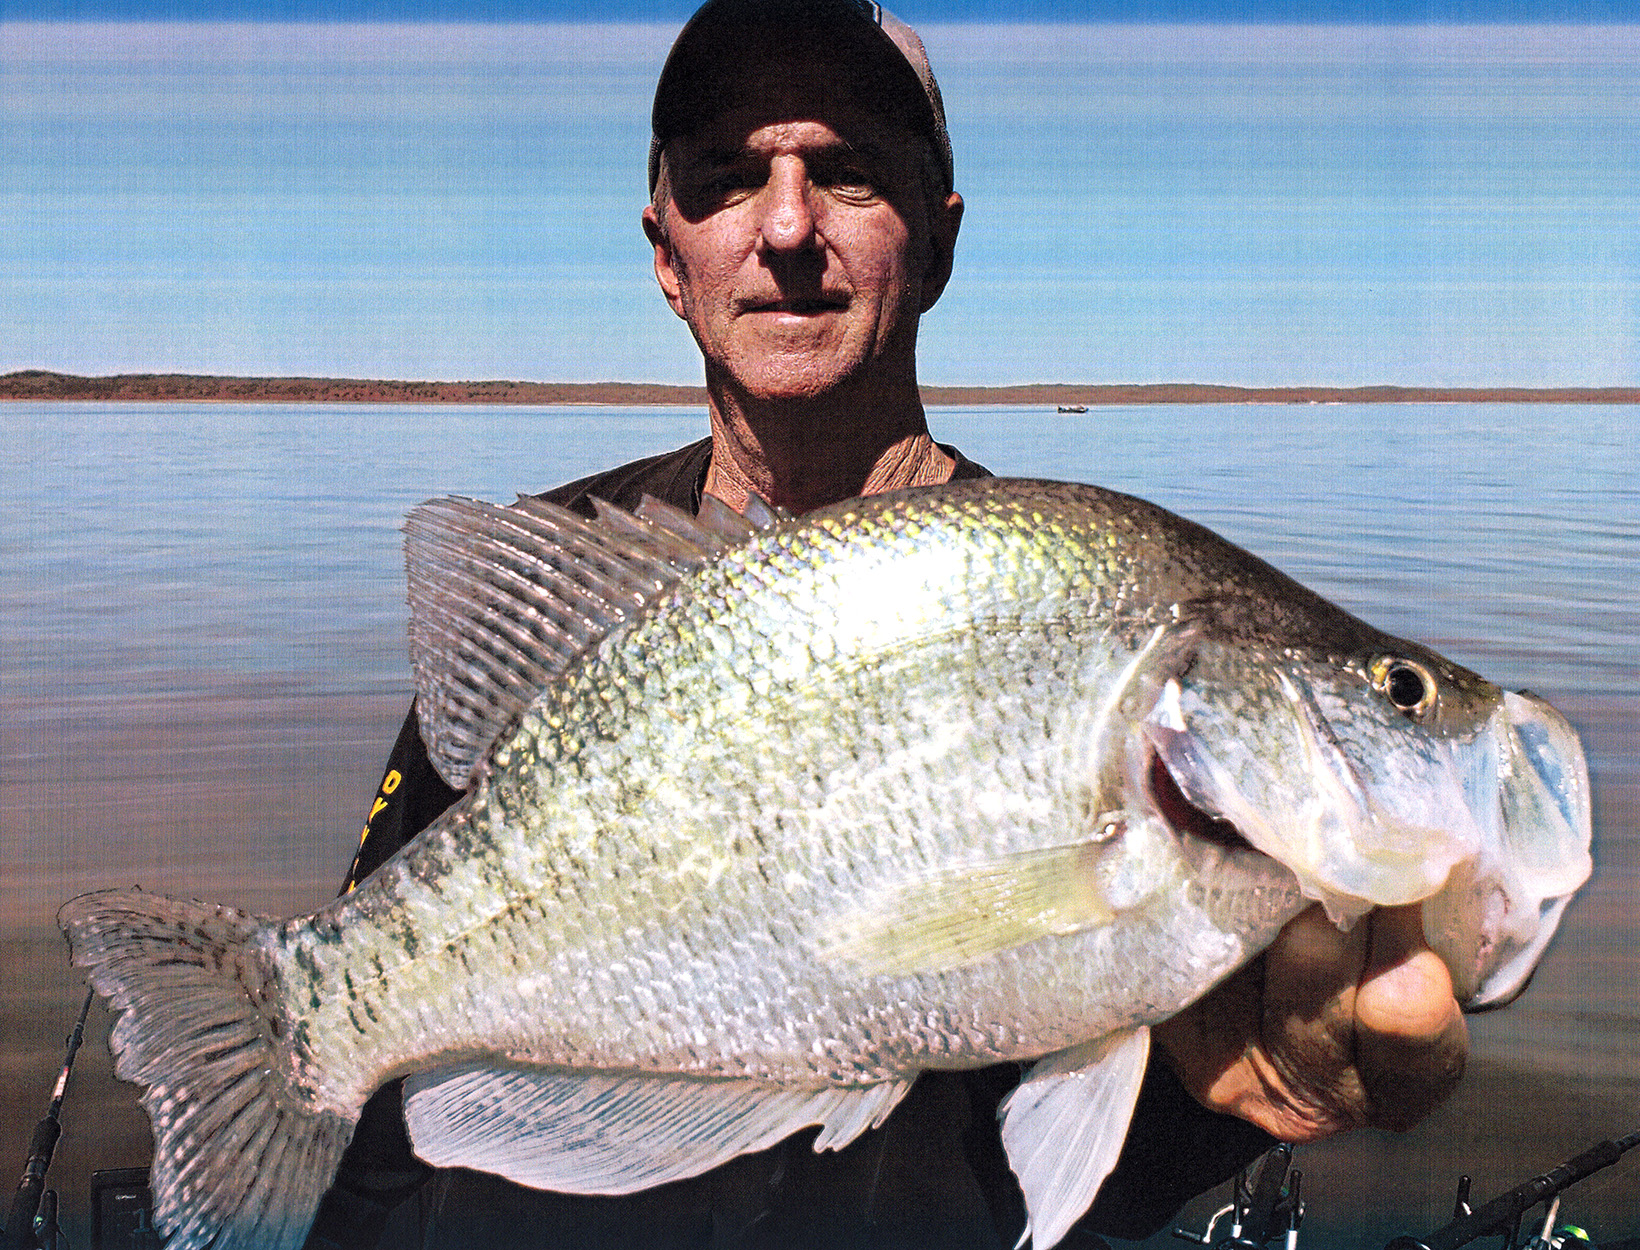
[532,437,713,517]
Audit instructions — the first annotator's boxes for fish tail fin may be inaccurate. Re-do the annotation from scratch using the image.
[59,889,355,1250]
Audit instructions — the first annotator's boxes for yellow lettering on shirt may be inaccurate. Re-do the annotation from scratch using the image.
[346,769,409,894]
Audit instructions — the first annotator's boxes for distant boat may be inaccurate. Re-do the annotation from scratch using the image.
[1056,404,1089,413]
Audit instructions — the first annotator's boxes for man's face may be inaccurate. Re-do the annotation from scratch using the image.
[644,67,962,403]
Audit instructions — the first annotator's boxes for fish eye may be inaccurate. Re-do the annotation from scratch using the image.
[1373,657,1438,717]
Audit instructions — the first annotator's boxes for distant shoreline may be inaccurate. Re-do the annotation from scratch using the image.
[3,370,1636,406]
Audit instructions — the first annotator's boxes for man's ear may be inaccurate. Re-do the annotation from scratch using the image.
[918,191,964,314]
[643,204,688,320]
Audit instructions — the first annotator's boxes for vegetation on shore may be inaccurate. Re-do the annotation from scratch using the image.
[3,370,1635,405]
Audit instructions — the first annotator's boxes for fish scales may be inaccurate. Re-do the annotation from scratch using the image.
[58,478,1592,1250]
[280,487,1214,1092]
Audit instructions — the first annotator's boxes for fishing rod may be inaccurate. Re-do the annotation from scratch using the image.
[1174,1125,1638,1250]
[2,987,94,1250]
[1173,1142,1305,1250]
[1384,1128,1640,1250]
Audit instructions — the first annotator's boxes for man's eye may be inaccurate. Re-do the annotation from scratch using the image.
[824,168,877,199]
[685,167,761,205]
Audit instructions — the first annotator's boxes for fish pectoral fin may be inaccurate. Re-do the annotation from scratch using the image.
[402,1063,912,1195]
[818,843,1115,977]
[1000,1026,1150,1250]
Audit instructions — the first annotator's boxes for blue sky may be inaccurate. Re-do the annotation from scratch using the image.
[3,11,1637,386]
[5,0,1639,19]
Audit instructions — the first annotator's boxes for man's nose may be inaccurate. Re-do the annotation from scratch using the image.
[756,158,819,253]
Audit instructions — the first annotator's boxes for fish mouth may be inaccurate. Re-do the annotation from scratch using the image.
[1148,734,1537,1016]
[1421,687,1592,1011]
[1147,751,1255,855]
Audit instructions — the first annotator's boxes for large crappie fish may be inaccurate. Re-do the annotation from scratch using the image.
[61,479,1591,1250]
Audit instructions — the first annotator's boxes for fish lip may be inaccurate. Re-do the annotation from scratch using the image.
[1146,751,1255,855]
[1461,965,1534,1014]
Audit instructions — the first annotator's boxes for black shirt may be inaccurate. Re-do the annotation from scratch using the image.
[305,438,1273,1250]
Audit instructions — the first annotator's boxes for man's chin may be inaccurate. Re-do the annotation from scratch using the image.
[717,351,868,405]
[738,375,854,404]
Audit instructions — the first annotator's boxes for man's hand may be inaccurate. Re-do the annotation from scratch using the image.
[1152,904,1469,1143]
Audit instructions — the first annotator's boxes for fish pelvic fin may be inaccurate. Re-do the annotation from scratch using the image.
[403,1062,912,1194]
[58,889,354,1250]
[1000,1026,1150,1250]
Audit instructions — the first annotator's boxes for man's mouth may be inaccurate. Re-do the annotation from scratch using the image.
[743,295,849,315]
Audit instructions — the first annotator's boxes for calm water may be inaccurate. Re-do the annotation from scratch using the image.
[3,401,1634,703]
[2,401,1636,1242]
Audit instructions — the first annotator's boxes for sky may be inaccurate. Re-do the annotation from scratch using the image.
[2,3,1637,387]
[6,1,1640,20]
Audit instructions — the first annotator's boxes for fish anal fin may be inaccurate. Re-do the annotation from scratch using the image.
[402,1064,912,1196]
[1000,1026,1150,1250]
[819,842,1115,978]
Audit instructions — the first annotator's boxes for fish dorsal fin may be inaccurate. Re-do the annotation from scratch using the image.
[639,490,787,547]
[405,494,755,789]
[817,842,1116,977]
[402,1063,912,1195]
[591,495,726,562]
[999,1026,1150,1250]
[675,492,754,545]
[738,490,786,531]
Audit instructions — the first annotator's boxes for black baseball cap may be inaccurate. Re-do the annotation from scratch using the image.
[649,0,954,196]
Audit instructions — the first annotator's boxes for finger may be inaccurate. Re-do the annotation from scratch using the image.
[1355,904,1469,1131]
[1255,905,1372,1137]
[1155,906,1372,1142]
[1261,905,1367,1024]
[1151,956,1262,1114]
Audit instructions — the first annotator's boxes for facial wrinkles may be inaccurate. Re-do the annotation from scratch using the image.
[664,114,926,398]
[734,126,884,300]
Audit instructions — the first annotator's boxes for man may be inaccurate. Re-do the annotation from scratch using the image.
[306,2,1467,1245]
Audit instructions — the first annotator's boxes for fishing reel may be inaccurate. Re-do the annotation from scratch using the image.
[1384,1130,1638,1250]
[1172,1142,1303,1250]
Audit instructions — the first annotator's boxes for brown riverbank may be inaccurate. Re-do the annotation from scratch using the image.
[4,370,1638,406]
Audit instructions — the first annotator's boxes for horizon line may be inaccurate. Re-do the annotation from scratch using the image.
[5,372,1636,405]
